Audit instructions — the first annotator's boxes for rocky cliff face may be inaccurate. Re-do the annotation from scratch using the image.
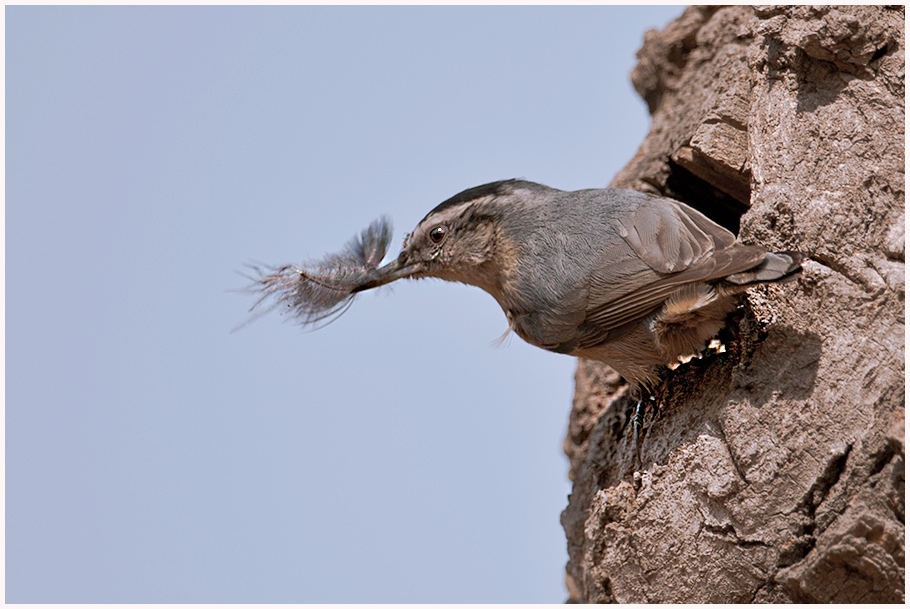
[563,6,904,603]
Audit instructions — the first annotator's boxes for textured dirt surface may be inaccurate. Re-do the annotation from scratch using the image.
[563,6,904,603]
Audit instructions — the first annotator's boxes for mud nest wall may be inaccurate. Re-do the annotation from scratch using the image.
[562,6,904,603]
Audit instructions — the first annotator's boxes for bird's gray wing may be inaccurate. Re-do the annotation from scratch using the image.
[569,200,766,350]
[614,197,737,273]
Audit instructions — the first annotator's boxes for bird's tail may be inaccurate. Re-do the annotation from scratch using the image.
[721,251,803,289]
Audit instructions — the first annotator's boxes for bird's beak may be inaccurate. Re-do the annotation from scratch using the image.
[351,252,423,293]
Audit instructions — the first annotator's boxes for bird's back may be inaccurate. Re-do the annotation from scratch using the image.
[496,187,799,386]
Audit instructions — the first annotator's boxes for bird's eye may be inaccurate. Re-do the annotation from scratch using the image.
[429,225,447,244]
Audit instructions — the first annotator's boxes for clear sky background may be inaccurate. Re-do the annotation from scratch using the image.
[7,5,683,603]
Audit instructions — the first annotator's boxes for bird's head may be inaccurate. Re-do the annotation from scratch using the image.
[355,179,535,297]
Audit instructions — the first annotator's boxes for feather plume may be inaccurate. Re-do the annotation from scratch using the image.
[239,217,393,330]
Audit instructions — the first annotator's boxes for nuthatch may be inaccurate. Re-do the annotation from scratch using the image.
[247,179,802,389]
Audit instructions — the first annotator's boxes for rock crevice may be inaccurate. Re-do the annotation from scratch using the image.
[563,6,905,603]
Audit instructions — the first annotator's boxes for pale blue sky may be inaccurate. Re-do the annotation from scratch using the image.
[7,5,682,603]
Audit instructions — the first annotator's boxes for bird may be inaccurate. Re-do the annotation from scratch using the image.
[249,179,802,391]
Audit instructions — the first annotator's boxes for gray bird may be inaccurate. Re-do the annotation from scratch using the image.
[249,179,802,389]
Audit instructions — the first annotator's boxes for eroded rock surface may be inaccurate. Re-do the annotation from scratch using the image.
[563,6,904,603]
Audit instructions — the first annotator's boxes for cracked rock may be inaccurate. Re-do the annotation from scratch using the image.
[564,5,904,603]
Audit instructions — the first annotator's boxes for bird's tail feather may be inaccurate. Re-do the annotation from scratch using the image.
[722,251,803,288]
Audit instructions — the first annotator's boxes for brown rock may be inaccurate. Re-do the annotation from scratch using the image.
[563,5,905,603]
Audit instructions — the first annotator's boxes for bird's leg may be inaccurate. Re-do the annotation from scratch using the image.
[628,383,657,469]
[633,393,656,457]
